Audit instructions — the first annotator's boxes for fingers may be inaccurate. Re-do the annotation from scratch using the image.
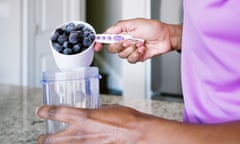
[36,105,88,123]
[38,134,74,144]
[118,46,135,58]
[38,134,47,144]
[108,42,124,53]
[94,43,103,52]
[107,40,145,63]
[38,133,112,144]
[36,104,143,144]
[38,134,72,144]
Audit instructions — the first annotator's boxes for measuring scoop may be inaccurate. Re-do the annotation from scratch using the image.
[49,21,144,70]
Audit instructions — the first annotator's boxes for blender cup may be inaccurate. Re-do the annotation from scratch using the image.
[41,67,101,134]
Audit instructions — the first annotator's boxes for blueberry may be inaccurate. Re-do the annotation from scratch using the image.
[65,23,75,33]
[51,33,59,42]
[83,37,92,47]
[76,24,85,30]
[69,31,81,44]
[83,27,91,32]
[63,41,72,48]
[63,48,73,55]
[55,28,64,35]
[53,43,63,52]
[88,33,95,41]
[72,44,82,53]
[83,30,90,37]
[57,35,68,44]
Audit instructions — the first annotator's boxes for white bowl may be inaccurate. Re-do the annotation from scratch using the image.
[49,21,96,70]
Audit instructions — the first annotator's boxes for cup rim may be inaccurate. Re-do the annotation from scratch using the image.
[41,66,101,82]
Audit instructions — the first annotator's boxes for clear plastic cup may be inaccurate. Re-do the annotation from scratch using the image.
[41,66,101,134]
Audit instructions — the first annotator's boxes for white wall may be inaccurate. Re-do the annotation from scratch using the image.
[0,0,22,85]
[151,0,183,96]
[87,0,123,92]
[87,0,151,98]
[121,0,151,98]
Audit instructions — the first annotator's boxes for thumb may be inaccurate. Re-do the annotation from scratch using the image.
[105,24,123,34]
[105,19,136,34]
[105,19,146,39]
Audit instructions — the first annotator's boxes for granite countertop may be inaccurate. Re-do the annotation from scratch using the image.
[0,84,183,144]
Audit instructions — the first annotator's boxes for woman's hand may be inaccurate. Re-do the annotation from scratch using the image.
[94,18,182,63]
[36,104,240,144]
[36,104,163,144]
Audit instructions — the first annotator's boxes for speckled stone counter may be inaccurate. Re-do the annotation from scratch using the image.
[0,84,183,144]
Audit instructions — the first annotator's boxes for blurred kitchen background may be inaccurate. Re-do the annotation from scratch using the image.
[0,0,183,100]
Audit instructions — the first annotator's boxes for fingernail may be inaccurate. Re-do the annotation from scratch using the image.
[35,106,44,119]
[38,134,50,144]
[44,136,51,144]
[122,41,130,47]
[35,106,40,115]
[136,42,144,47]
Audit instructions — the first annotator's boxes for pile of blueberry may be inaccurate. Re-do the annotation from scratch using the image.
[51,22,95,55]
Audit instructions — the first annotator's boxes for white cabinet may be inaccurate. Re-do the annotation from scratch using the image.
[22,0,86,86]
[0,0,21,85]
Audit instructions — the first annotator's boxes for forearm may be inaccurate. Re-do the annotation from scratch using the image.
[142,117,240,144]
[179,121,240,144]
[168,24,183,52]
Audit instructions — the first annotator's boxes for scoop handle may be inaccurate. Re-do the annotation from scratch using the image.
[95,34,144,44]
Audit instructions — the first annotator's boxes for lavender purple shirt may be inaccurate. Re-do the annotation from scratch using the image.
[182,0,240,124]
